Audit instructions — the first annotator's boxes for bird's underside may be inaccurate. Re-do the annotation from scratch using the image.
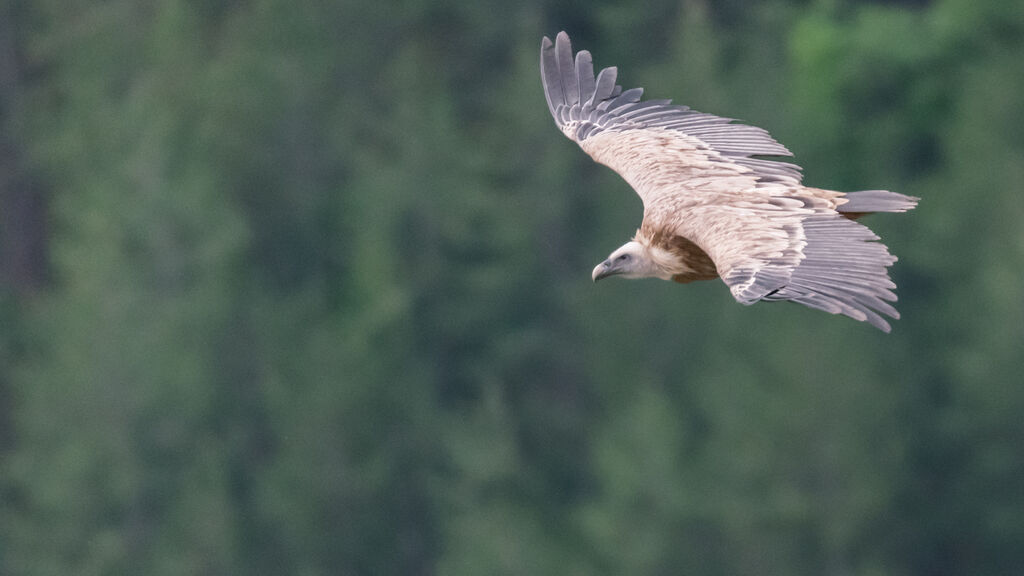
[541,32,918,332]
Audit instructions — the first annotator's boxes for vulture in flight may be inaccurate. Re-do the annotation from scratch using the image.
[540,32,917,332]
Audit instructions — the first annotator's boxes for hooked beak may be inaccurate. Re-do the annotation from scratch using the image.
[592,259,618,282]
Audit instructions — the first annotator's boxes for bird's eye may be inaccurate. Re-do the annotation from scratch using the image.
[617,254,630,262]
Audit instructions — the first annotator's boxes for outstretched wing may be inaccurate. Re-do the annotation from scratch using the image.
[541,31,914,331]
[540,31,803,201]
[713,207,902,332]
[665,198,902,332]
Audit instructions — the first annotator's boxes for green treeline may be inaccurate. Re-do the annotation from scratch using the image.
[0,0,1022,574]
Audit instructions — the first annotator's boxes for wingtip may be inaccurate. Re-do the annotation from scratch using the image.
[555,31,572,58]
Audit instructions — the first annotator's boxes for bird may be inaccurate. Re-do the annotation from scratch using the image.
[540,32,918,332]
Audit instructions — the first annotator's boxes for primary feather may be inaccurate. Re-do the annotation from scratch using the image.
[542,32,918,332]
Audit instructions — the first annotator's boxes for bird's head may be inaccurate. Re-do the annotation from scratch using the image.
[592,241,663,281]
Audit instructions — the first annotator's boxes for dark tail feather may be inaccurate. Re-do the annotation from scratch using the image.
[838,190,919,219]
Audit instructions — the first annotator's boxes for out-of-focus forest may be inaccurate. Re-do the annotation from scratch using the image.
[0,0,1022,574]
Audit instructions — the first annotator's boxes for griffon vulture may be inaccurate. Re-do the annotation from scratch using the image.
[541,32,917,332]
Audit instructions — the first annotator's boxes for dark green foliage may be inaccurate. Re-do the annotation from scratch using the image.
[1,0,1022,574]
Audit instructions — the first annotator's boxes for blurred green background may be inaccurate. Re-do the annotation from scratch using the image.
[1,0,1023,574]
